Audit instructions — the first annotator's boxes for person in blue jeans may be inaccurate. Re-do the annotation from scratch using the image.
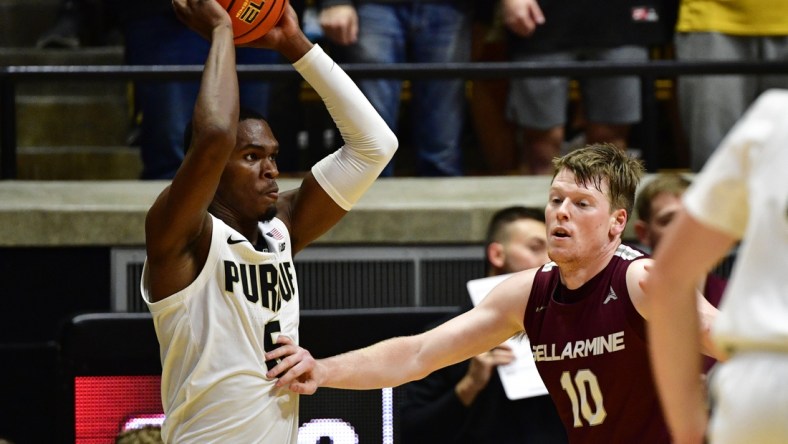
[107,0,279,179]
[319,0,472,176]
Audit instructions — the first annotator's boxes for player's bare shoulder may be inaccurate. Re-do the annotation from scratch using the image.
[626,255,654,319]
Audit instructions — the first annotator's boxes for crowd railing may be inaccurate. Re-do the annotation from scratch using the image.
[2,59,788,179]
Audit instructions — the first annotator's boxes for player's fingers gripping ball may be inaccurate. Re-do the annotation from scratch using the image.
[218,0,287,44]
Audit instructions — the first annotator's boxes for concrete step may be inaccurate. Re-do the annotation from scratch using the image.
[0,46,123,65]
[4,46,130,148]
[17,146,141,180]
[3,45,133,181]
[0,0,59,48]
[16,94,131,147]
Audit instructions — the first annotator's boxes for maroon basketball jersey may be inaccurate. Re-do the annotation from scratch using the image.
[524,244,670,443]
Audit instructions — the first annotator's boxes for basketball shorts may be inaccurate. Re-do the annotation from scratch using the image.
[507,45,648,129]
[708,351,788,444]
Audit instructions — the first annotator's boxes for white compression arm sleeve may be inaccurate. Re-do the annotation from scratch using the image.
[293,45,398,211]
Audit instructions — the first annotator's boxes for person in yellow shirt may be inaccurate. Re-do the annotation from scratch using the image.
[675,0,788,172]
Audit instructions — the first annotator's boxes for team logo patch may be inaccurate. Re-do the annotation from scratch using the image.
[604,287,619,304]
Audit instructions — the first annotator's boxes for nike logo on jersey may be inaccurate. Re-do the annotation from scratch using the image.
[227,236,247,245]
[603,287,618,304]
[536,305,548,312]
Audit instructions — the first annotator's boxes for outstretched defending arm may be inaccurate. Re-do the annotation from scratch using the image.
[265,270,536,394]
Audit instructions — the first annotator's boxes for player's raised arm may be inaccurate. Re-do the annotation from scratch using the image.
[145,0,239,301]
[246,7,398,254]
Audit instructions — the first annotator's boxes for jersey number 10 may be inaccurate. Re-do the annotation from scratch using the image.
[560,369,607,427]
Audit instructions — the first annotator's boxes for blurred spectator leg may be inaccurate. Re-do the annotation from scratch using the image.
[37,0,84,49]
[469,21,518,175]
[408,2,470,177]
[522,127,562,175]
[123,12,208,180]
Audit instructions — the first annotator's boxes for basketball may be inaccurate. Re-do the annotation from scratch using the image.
[218,0,287,45]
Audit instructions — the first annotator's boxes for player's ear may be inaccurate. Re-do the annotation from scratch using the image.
[633,219,650,247]
[487,242,505,269]
[609,208,627,237]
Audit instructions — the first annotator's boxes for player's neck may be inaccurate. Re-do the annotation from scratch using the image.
[558,239,621,289]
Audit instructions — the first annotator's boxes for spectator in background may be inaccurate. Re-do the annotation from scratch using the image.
[106,0,279,179]
[501,0,668,174]
[36,0,110,48]
[645,89,788,444]
[318,0,472,177]
[675,0,788,172]
[400,206,567,443]
[467,2,519,175]
[38,0,279,180]
[634,173,726,373]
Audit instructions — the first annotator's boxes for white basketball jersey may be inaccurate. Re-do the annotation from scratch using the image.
[142,215,301,443]
[684,89,788,354]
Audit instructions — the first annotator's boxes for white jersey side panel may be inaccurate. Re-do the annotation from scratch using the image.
[142,215,300,443]
[684,89,788,353]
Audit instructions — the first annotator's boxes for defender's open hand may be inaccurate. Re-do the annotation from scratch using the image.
[265,335,321,394]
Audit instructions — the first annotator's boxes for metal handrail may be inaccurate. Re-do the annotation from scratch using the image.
[2,59,787,179]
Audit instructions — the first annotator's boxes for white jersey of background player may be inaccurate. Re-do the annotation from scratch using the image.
[647,89,788,444]
[141,1,397,442]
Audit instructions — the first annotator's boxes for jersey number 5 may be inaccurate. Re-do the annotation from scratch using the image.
[560,369,607,427]
[264,320,282,371]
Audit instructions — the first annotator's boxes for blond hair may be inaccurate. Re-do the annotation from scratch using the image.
[552,143,644,216]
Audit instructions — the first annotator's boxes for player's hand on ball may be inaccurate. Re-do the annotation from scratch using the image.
[172,0,232,41]
[264,335,320,395]
[241,3,302,50]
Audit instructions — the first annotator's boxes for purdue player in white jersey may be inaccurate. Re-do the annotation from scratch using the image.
[646,89,788,444]
[141,1,397,442]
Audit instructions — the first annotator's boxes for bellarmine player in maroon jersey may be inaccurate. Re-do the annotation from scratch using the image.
[266,143,724,443]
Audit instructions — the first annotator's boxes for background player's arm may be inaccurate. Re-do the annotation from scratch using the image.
[644,209,736,444]
[628,258,722,359]
[266,270,536,393]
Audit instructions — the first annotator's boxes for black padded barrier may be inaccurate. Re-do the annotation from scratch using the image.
[56,307,461,443]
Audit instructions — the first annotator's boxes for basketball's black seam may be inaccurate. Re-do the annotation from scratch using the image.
[224,0,237,13]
